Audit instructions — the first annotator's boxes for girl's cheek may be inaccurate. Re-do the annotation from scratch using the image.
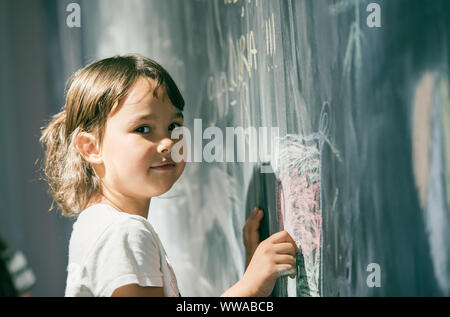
[178,161,186,175]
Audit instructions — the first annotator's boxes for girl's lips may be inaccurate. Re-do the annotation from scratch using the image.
[150,163,176,171]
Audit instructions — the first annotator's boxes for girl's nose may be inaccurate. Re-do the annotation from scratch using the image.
[157,138,174,154]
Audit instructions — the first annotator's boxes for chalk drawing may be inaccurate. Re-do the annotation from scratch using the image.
[329,0,367,74]
[427,73,450,295]
[439,74,450,211]
[272,102,338,296]
[331,188,339,213]
[412,74,434,208]
[412,72,450,295]
[224,0,259,8]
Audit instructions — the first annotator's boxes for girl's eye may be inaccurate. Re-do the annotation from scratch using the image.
[135,126,151,134]
[169,122,183,131]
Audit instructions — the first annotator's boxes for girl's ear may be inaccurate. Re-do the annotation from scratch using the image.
[75,132,103,165]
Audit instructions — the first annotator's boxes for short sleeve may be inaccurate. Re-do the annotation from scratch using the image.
[85,218,163,297]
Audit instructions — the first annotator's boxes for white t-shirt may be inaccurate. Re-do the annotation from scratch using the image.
[64,203,179,297]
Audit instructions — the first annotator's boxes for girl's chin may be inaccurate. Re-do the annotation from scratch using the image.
[147,181,176,197]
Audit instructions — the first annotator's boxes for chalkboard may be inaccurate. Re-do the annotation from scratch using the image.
[53,0,450,296]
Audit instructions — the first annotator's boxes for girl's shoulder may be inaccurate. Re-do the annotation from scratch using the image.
[68,204,158,265]
[74,203,153,236]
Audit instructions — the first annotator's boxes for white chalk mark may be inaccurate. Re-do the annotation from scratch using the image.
[328,0,367,74]
[329,0,355,15]
[228,30,258,87]
[272,13,277,55]
[265,14,276,57]
[331,188,339,212]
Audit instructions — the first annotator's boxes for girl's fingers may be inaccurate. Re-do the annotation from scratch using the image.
[268,231,299,253]
[244,208,257,231]
[243,207,264,248]
[273,243,297,256]
[253,208,263,229]
[245,207,263,231]
[251,207,263,220]
[274,254,296,266]
[276,264,297,278]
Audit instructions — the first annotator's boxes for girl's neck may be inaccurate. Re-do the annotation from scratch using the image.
[88,194,150,219]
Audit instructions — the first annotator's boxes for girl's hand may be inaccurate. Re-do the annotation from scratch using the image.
[241,231,299,297]
[243,206,264,269]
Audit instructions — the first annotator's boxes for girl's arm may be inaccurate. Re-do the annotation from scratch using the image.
[222,220,298,297]
[111,208,297,297]
[112,284,165,297]
[221,207,298,297]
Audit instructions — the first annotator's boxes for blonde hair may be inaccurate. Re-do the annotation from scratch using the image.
[39,54,184,217]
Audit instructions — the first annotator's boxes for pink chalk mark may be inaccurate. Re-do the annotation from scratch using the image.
[277,170,322,264]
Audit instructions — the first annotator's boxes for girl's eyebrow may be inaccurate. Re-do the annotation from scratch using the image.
[129,112,184,125]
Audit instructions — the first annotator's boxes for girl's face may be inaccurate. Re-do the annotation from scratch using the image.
[99,77,185,203]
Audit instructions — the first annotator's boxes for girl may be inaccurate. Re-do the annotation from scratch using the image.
[39,54,298,297]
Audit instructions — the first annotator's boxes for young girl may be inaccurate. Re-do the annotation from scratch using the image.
[40,54,298,297]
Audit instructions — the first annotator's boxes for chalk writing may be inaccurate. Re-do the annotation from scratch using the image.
[207,72,229,120]
[228,30,258,87]
[238,82,252,128]
[207,72,252,129]
[265,13,276,57]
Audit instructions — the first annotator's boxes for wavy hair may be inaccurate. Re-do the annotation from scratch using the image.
[39,54,184,217]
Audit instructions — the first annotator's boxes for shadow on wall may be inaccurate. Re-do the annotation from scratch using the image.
[0,0,74,296]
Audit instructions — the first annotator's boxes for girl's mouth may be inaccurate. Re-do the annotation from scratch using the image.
[151,162,176,171]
